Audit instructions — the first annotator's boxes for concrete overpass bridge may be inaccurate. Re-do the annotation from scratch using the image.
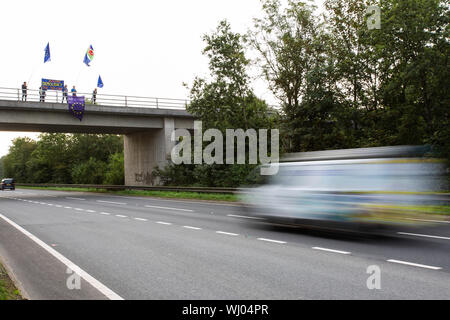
[0,87,195,185]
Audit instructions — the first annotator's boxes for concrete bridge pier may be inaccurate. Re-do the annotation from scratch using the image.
[124,117,176,186]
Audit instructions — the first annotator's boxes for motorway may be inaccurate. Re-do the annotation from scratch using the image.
[0,188,449,300]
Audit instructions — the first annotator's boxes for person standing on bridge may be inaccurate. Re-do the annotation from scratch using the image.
[71,86,77,97]
[92,88,97,104]
[62,85,68,103]
[39,86,46,102]
[21,82,27,101]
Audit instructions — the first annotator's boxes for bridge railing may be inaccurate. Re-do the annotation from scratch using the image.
[0,87,189,110]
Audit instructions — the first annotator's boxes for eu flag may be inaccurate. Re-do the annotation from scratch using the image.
[44,42,51,63]
[68,96,85,121]
[97,75,104,88]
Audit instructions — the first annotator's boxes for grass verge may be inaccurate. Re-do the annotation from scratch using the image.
[0,261,23,300]
[18,186,240,202]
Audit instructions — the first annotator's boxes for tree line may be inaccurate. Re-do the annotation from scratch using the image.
[1,0,448,187]
[156,0,449,186]
[1,134,124,185]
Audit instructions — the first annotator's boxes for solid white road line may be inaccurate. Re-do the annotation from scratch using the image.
[156,221,172,225]
[66,197,86,201]
[216,231,239,236]
[145,205,193,212]
[387,259,442,270]
[397,232,450,241]
[134,218,148,221]
[257,238,287,244]
[0,213,124,300]
[227,214,265,220]
[312,247,351,255]
[182,226,202,230]
[97,200,127,205]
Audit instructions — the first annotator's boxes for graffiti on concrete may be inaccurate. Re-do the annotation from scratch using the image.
[135,171,154,185]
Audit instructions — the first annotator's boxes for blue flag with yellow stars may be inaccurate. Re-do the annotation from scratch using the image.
[44,42,51,63]
[68,96,85,121]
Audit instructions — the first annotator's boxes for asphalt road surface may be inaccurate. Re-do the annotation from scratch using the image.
[0,188,449,300]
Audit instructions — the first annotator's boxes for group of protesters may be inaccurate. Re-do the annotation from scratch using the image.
[21,82,98,104]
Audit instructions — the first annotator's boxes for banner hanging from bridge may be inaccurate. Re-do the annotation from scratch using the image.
[68,96,85,121]
[41,78,64,91]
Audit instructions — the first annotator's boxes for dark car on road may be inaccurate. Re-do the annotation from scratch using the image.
[1,178,15,190]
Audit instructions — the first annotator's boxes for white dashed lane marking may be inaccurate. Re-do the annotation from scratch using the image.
[257,238,286,244]
[182,226,202,230]
[312,247,351,255]
[227,214,265,220]
[6,196,446,272]
[156,221,172,225]
[66,197,85,201]
[145,205,194,212]
[216,231,239,236]
[387,259,442,270]
[97,200,127,205]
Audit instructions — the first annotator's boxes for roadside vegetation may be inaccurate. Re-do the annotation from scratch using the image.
[18,186,239,202]
[0,261,23,300]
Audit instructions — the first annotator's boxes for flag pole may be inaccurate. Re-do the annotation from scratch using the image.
[75,63,83,87]
[27,65,38,86]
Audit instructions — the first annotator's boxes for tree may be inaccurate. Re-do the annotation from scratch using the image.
[2,133,124,184]
[373,0,449,153]
[26,133,72,183]
[69,134,123,164]
[3,137,37,182]
[248,0,352,151]
[187,20,273,132]
[0,156,4,178]
[158,20,277,187]
[71,157,107,184]
[104,153,125,185]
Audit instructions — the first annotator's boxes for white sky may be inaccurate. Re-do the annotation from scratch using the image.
[0,0,324,157]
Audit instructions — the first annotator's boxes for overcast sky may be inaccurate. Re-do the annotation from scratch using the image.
[0,0,324,157]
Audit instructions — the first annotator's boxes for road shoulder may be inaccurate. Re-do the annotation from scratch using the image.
[0,214,111,300]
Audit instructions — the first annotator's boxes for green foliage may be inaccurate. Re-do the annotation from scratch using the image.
[104,153,125,185]
[3,137,37,182]
[71,157,107,184]
[2,134,123,184]
[187,20,275,131]
[248,0,449,158]
[161,19,278,187]
[0,156,4,178]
